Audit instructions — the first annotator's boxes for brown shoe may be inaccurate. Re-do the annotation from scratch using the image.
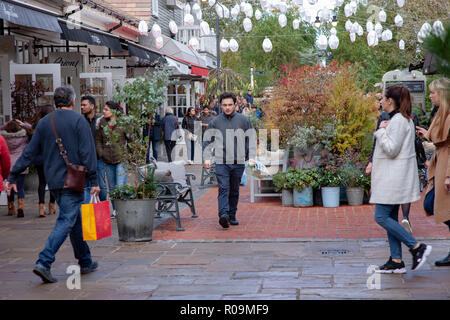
[39,203,46,217]
[17,198,24,218]
[7,202,15,216]
[48,202,56,215]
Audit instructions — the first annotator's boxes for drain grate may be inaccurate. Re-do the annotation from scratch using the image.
[320,249,350,255]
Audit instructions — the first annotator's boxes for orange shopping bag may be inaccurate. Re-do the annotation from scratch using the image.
[81,195,112,241]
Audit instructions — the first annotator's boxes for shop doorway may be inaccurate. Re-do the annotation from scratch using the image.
[0,54,10,125]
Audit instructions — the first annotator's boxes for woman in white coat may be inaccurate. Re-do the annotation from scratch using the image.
[371,85,432,273]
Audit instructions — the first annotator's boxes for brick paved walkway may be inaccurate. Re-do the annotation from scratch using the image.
[153,184,449,241]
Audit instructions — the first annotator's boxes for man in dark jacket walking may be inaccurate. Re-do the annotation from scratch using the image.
[203,92,256,228]
[161,107,178,162]
[6,86,100,283]
[143,112,161,162]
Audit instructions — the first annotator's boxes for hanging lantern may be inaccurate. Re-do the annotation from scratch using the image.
[328,35,339,50]
[184,14,195,27]
[192,3,201,15]
[184,4,191,15]
[244,3,253,18]
[215,4,225,18]
[231,5,240,19]
[240,2,247,11]
[138,20,148,34]
[397,0,405,8]
[350,32,356,42]
[344,4,352,17]
[200,21,210,35]
[330,27,337,36]
[151,23,162,39]
[375,22,383,36]
[360,0,368,6]
[169,20,178,35]
[418,22,432,43]
[208,0,215,7]
[394,14,403,27]
[367,30,377,47]
[262,37,272,52]
[366,21,374,32]
[243,18,252,32]
[155,36,163,49]
[317,35,328,50]
[345,20,352,32]
[399,39,405,50]
[189,37,199,51]
[196,9,202,21]
[255,9,262,20]
[278,14,287,28]
[349,0,357,14]
[381,29,392,41]
[432,20,444,36]
[351,22,359,34]
[293,19,300,30]
[357,25,363,36]
[229,38,239,52]
[278,2,287,14]
[378,9,386,23]
[294,0,303,6]
[220,38,229,52]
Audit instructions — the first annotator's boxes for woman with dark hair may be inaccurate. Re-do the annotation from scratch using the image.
[370,85,431,273]
[0,119,32,217]
[182,107,198,164]
[96,101,127,218]
[31,105,56,217]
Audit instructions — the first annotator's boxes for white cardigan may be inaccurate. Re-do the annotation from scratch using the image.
[369,113,420,205]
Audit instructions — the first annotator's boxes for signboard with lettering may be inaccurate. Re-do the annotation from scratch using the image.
[100,59,126,77]
[385,81,425,93]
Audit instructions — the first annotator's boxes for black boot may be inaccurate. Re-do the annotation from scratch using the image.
[435,251,450,267]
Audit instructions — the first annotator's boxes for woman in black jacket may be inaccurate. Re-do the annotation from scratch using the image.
[182,107,198,164]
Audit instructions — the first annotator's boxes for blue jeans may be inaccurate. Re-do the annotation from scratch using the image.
[104,162,127,210]
[36,189,92,270]
[374,204,418,259]
[215,164,245,219]
[84,159,107,204]
[7,174,25,202]
[146,140,159,163]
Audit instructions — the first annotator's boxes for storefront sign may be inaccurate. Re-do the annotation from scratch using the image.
[100,59,126,78]
[48,52,83,74]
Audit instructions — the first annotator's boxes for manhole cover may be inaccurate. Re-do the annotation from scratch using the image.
[320,250,350,255]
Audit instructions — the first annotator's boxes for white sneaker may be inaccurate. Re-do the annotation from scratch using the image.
[187,160,193,165]
[111,210,116,219]
[401,219,413,234]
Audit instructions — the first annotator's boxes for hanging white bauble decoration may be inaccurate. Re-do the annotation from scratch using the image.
[366,21,374,32]
[197,10,203,20]
[397,0,405,8]
[399,39,405,50]
[215,5,225,18]
[320,8,331,22]
[360,0,368,7]
[151,23,161,39]
[307,0,318,5]
[200,21,210,35]
[317,35,328,50]
[345,20,352,32]
[240,2,247,11]
[330,27,337,36]
[432,20,444,36]
[278,2,287,14]
[262,37,272,52]
[243,18,252,32]
[220,38,229,52]
[336,0,344,6]
[418,22,432,43]
[231,5,240,19]
[184,14,195,27]
[192,3,201,15]
[351,22,359,34]
[328,35,339,50]
[189,37,199,51]
[255,9,262,20]
[278,14,287,28]
[357,25,364,36]
[293,19,300,30]
[349,0,357,14]
[223,6,230,19]
[394,14,403,27]
[350,32,356,42]
[378,10,386,23]
[294,0,303,6]
[229,38,239,52]
[208,0,215,7]
[184,4,191,15]
[244,4,253,18]
[381,29,392,41]
[155,36,163,49]
[420,22,432,34]
[367,30,377,47]
[375,22,383,35]
[138,20,148,34]
[344,4,352,17]
[169,20,178,35]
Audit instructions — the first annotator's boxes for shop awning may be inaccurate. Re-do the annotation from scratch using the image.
[59,20,122,52]
[0,0,62,33]
[165,57,190,75]
[191,65,209,77]
[127,43,166,64]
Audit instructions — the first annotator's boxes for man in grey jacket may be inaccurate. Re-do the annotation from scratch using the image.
[203,92,256,228]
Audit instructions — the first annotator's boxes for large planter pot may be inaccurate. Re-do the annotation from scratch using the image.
[321,187,340,208]
[293,186,313,207]
[115,199,156,242]
[281,189,293,207]
[24,171,39,192]
[346,187,365,206]
[313,188,322,207]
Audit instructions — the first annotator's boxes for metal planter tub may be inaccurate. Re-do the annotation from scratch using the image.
[115,199,156,242]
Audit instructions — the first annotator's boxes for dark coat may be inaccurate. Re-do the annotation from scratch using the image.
[161,113,179,141]
[143,113,161,141]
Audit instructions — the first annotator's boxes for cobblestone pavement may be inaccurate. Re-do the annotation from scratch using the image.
[0,165,448,300]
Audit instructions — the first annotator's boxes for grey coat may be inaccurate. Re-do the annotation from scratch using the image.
[161,113,179,141]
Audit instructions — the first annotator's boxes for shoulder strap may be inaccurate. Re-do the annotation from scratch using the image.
[50,112,70,167]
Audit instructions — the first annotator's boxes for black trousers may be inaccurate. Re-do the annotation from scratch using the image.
[164,140,176,162]
[36,165,55,204]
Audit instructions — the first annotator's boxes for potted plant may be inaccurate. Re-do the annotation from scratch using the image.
[291,168,319,207]
[339,164,371,206]
[318,165,342,208]
[272,168,297,206]
[105,65,174,242]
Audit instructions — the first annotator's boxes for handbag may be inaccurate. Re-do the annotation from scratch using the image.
[423,187,434,215]
[50,113,87,193]
[81,195,112,241]
[186,131,198,142]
